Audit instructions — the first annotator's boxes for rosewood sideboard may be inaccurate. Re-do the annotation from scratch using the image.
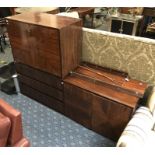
[6,13,147,141]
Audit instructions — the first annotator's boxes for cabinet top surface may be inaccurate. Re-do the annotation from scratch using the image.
[64,74,139,108]
[6,12,81,29]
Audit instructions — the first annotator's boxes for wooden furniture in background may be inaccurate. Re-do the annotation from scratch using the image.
[6,12,82,112]
[70,7,95,28]
[110,14,142,36]
[139,7,155,36]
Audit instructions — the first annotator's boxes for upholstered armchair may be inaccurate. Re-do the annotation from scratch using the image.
[0,99,30,147]
[116,88,155,147]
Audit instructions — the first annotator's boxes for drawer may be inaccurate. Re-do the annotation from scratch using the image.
[19,74,63,101]
[20,83,64,113]
[15,63,63,90]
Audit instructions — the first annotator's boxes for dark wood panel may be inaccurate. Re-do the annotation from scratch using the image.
[19,74,63,101]
[7,20,29,38]
[81,62,128,77]
[75,65,147,98]
[12,47,36,67]
[35,50,61,77]
[15,63,63,90]
[60,21,82,78]
[64,83,92,129]
[8,21,60,55]
[64,74,139,108]
[20,83,64,113]
[92,95,133,141]
[29,25,60,55]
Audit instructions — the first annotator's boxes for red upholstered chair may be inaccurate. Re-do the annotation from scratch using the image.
[0,99,30,147]
[0,112,11,146]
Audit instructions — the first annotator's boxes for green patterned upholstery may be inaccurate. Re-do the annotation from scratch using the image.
[82,28,155,85]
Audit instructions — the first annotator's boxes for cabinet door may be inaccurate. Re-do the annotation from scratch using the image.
[123,21,134,35]
[92,95,133,141]
[111,19,122,33]
[64,83,93,129]
[28,25,61,76]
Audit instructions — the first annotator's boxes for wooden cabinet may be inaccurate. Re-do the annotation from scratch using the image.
[111,19,134,35]
[6,13,82,113]
[64,65,147,141]
[7,12,82,78]
[110,15,142,36]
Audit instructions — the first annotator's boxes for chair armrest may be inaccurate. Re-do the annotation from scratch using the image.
[0,99,23,145]
[0,112,11,146]
[146,86,155,113]
[12,137,30,147]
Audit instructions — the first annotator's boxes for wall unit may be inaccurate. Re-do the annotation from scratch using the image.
[7,13,147,141]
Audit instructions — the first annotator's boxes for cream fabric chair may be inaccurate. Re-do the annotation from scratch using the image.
[116,106,154,147]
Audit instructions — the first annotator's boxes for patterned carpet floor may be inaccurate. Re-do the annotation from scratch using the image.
[0,91,115,147]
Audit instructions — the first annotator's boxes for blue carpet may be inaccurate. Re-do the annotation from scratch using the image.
[0,91,115,147]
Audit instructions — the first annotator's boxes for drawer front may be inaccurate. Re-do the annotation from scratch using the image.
[92,95,133,141]
[19,74,63,101]
[20,83,64,113]
[64,83,92,129]
[15,63,63,90]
